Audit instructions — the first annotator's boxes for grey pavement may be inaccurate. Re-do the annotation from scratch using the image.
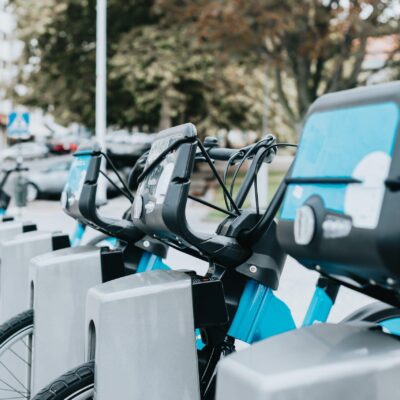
[10,196,373,327]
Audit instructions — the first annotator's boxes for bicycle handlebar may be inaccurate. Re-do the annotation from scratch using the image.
[78,155,145,243]
[207,147,238,161]
[131,124,287,288]
[2,167,29,173]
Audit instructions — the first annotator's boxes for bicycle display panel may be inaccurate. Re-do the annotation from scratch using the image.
[132,123,197,244]
[137,133,182,207]
[62,152,92,220]
[278,81,400,304]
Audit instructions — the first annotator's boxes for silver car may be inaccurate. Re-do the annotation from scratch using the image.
[26,158,123,201]
[1,142,49,162]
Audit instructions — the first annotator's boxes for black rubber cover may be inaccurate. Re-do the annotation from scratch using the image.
[190,274,229,328]
[51,233,71,250]
[236,221,286,290]
[100,247,126,283]
[22,223,37,233]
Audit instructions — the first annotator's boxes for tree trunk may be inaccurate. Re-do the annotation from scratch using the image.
[159,96,171,131]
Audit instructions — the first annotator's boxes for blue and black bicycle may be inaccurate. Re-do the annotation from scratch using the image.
[31,99,400,400]
[0,146,169,400]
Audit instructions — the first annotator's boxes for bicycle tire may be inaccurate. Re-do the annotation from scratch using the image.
[32,362,94,400]
[0,309,34,399]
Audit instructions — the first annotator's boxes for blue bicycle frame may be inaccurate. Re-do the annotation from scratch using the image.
[70,223,126,248]
[71,222,400,347]
[71,222,86,246]
[229,275,400,344]
[67,149,400,346]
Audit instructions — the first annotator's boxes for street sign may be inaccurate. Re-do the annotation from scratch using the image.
[7,112,30,139]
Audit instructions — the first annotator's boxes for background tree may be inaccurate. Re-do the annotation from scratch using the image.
[158,0,400,133]
[9,0,266,136]
[9,0,400,138]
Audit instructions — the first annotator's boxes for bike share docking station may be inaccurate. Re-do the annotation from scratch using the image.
[0,219,38,323]
[0,219,36,250]
[85,270,201,400]
[0,230,68,323]
[28,147,170,395]
[29,235,170,394]
[0,226,70,397]
[29,245,108,394]
[83,124,236,399]
[217,81,400,400]
[17,81,400,400]
[84,264,227,399]
[216,322,400,400]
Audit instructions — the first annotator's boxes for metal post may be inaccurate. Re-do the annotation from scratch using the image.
[96,0,107,201]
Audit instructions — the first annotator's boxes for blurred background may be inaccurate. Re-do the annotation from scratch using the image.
[0,0,399,322]
[0,0,399,207]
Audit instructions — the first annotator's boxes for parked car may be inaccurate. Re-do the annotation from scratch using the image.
[106,131,156,168]
[26,158,124,201]
[48,134,93,155]
[1,142,49,161]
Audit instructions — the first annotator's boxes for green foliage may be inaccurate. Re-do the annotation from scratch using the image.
[10,0,399,139]
[10,0,265,136]
[160,0,400,133]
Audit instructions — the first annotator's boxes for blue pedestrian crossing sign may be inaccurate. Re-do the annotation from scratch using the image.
[7,112,30,139]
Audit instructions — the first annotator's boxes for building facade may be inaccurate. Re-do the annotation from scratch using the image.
[0,0,23,116]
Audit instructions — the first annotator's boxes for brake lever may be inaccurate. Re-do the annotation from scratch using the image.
[194,154,208,163]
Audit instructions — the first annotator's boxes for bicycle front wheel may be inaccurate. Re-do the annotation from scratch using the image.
[0,309,34,399]
[32,362,94,400]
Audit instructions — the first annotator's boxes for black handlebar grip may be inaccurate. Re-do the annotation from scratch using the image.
[207,147,237,161]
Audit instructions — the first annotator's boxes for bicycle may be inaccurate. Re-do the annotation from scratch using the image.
[215,80,400,399]
[0,161,30,218]
[31,119,400,400]
[0,159,91,246]
[0,145,169,399]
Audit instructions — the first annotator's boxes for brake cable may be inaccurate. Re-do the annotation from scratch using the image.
[250,143,297,215]
[238,144,298,245]
[229,137,275,196]
[223,150,246,211]
[99,169,133,202]
[227,145,255,209]
[187,195,237,217]
[197,140,241,215]
[226,136,275,210]
[99,151,134,202]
